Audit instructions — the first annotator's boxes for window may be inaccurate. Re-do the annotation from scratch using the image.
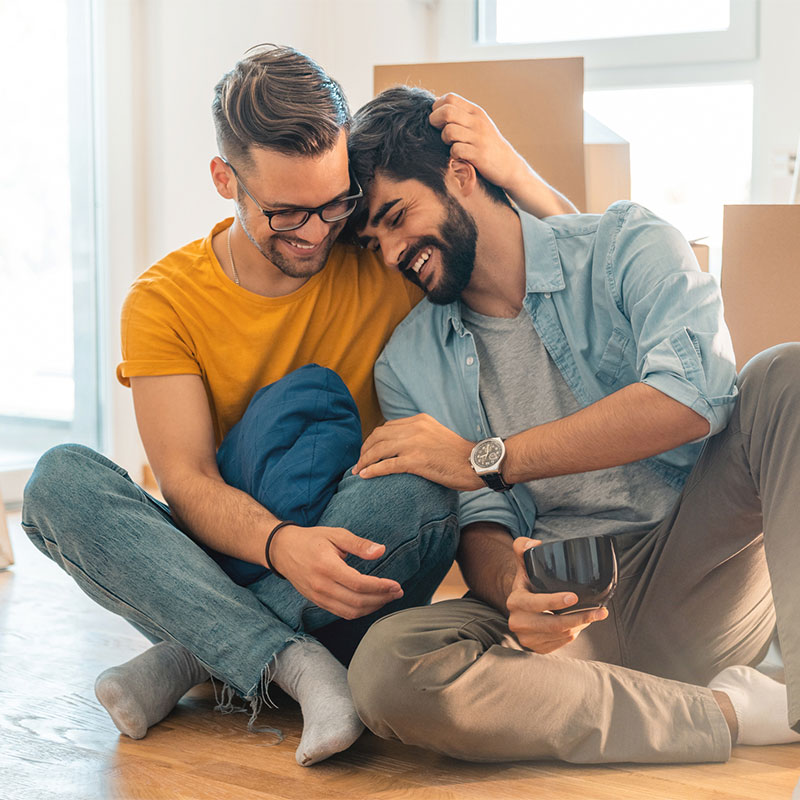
[474,0,757,69]
[0,0,101,475]
[490,0,731,44]
[584,83,753,276]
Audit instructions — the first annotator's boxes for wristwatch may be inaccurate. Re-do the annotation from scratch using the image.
[469,436,513,492]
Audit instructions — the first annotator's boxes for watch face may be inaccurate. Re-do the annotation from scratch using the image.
[473,439,503,468]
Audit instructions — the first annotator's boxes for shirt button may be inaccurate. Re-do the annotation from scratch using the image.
[466,356,475,366]
[544,292,551,298]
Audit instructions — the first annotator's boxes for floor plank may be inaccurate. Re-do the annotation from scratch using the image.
[2,512,799,799]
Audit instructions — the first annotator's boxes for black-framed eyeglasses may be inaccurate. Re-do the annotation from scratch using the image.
[221,157,363,232]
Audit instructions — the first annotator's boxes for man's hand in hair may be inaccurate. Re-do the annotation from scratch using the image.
[429,93,577,216]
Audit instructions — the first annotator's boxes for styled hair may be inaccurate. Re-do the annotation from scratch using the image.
[212,44,350,166]
[348,85,509,223]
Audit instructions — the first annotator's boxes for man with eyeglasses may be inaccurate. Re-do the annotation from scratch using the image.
[20,45,574,766]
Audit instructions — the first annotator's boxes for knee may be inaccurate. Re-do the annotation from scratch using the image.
[349,604,473,745]
[23,444,113,525]
[328,470,458,537]
[24,444,86,509]
[362,472,459,522]
[365,474,460,566]
[348,612,425,737]
[739,343,800,401]
[350,600,510,758]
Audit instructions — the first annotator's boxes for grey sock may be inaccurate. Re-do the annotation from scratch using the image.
[271,638,364,766]
[95,641,210,739]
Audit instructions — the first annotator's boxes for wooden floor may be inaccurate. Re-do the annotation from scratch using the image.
[2,512,799,800]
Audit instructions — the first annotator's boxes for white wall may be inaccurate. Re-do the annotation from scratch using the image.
[751,0,800,202]
[309,0,438,113]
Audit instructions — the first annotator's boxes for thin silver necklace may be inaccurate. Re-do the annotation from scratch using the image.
[226,226,240,286]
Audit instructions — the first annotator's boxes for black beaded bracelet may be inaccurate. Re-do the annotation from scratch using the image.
[265,520,297,580]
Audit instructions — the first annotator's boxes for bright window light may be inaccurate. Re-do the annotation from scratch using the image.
[583,83,753,274]
[0,1,73,422]
[495,0,730,43]
[0,0,99,470]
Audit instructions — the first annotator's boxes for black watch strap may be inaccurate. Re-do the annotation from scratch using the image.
[480,471,512,492]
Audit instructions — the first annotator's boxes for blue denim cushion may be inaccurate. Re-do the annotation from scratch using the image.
[209,364,362,585]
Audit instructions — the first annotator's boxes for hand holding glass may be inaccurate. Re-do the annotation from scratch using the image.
[523,535,618,615]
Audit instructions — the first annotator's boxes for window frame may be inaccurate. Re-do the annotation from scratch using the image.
[470,0,758,69]
[0,0,102,501]
[68,0,103,450]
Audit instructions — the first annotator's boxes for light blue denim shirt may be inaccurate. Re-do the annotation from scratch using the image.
[373,201,738,537]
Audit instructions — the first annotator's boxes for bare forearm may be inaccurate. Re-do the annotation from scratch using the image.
[164,473,279,565]
[505,164,578,217]
[428,93,578,218]
[504,382,709,484]
[457,522,516,614]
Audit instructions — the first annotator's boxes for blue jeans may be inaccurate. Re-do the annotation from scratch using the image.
[21,444,459,699]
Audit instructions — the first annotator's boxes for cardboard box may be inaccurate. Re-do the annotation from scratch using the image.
[584,112,630,214]
[374,59,635,216]
[721,205,800,369]
[690,242,709,272]
[374,58,588,211]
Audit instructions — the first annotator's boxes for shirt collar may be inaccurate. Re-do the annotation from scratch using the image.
[441,209,566,337]
[519,209,566,294]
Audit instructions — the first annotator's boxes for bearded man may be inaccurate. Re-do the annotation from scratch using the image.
[346,85,800,764]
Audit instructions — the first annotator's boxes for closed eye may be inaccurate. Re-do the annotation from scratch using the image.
[390,208,405,227]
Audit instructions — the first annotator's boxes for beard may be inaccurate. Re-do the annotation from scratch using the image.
[399,194,478,306]
[236,199,343,279]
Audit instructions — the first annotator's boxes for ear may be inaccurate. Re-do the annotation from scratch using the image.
[447,158,478,198]
[210,156,236,200]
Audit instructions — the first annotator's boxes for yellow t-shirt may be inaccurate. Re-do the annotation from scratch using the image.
[117,218,422,446]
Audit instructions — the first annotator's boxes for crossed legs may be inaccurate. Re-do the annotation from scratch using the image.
[349,344,800,763]
[21,445,458,764]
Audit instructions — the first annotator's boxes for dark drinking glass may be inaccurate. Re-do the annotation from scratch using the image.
[524,535,618,615]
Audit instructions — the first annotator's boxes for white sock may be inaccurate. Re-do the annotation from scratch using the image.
[271,638,364,766]
[95,641,209,739]
[709,665,800,746]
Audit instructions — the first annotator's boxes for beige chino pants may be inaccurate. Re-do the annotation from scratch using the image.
[348,344,800,764]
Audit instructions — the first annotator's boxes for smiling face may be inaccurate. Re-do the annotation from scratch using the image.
[232,130,353,279]
[358,172,478,305]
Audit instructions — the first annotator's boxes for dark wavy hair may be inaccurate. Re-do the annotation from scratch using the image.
[212,44,350,166]
[347,85,509,231]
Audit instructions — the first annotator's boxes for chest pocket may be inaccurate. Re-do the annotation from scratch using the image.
[595,327,632,386]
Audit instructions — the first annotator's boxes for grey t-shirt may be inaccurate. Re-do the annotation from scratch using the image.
[461,304,679,541]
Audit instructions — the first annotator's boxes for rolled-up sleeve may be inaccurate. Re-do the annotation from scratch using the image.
[609,203,738,436]
[458,487,528,537]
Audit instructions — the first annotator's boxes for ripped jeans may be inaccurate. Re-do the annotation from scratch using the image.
[20,444,459,704]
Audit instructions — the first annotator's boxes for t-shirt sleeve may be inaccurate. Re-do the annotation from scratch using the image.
[116,281,201,387]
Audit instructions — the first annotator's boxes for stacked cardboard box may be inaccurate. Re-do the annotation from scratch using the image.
[722,205,800,369]
[375,57,607,214]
